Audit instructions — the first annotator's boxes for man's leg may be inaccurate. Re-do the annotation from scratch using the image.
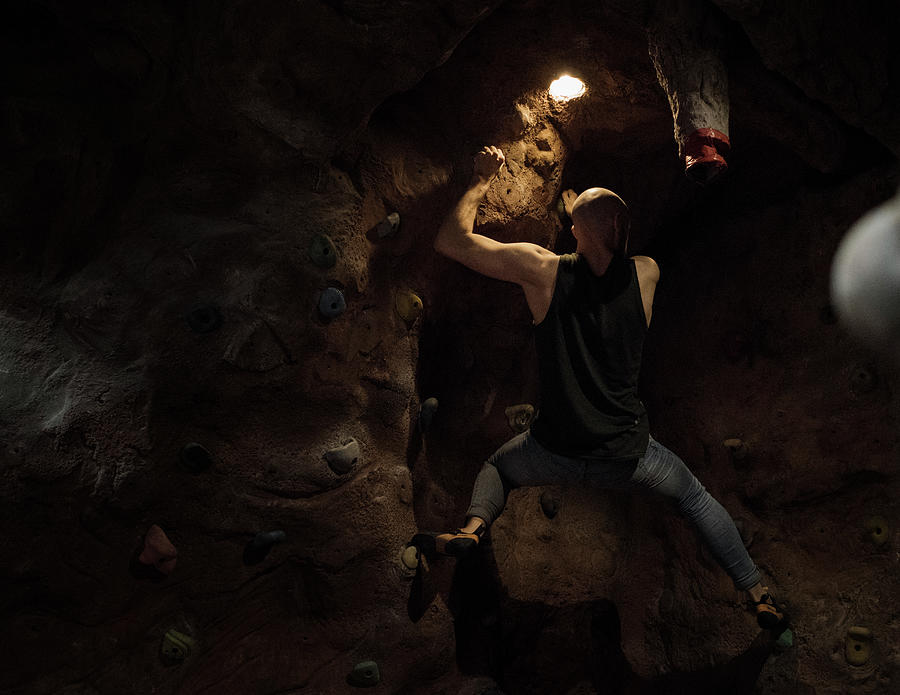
[620,437,788,630]
[432,430,583,555]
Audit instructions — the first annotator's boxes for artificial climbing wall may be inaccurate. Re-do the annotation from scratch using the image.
[1,1,899,694]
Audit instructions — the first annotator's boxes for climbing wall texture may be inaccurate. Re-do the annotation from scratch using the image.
[1,1,898,694]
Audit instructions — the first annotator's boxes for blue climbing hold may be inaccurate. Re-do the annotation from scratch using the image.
[318,287,346,319]
[419,397,439,432]
[324,438,360,475]
[187,304,222,333]
[243,530,286,565]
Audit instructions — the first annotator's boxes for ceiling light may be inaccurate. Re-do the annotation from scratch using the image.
[548,74,586,102]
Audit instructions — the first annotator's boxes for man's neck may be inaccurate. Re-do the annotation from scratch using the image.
[578,246,615,277]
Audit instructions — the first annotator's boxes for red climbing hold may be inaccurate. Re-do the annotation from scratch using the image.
[139,524,178,575]
[684,128,730,184]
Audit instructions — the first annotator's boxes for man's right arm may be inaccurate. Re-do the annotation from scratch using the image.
[434,146,555,289]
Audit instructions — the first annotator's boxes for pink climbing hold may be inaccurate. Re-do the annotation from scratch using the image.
[684,128,730,184]
[139,525,178,575]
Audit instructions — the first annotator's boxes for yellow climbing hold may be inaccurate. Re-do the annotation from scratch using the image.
[161,628,195,662]
[845,626,872,666]
[396,290,423,323]
[723,438,748,460]
[865,515,889,546]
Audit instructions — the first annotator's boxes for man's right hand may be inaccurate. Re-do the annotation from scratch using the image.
[472,146,505,184]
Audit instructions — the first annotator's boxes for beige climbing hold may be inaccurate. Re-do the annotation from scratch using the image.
[395,290,423,323]
[505,404,535,433]
[401,545,419,570]
[845,626,872,666]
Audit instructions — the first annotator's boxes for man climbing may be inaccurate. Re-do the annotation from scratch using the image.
[416,145,789,635]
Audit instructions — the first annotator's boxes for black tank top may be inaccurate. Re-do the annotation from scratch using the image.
[530,253,649,460]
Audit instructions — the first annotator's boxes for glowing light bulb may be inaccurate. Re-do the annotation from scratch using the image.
[548,74,586,102]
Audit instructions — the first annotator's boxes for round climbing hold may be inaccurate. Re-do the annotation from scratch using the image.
[324,438,360,475]
[845,626,872,666]
[308,233,337,268]
[539,491,560,519]
[347,660,380,688]
[179,442,213,473]
[401,545,419,570]
[243,530,286,565]
[376,212,401,239]
[419,397,439,432]
[318,287,346,319]
[505,404,535,433]
[849,363,878,396]
[160,628,195,663]
[187,304,222,333]
[395,290,423,323]
[865,516,889,546]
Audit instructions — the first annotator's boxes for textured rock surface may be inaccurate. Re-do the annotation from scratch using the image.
[1,1,899,694]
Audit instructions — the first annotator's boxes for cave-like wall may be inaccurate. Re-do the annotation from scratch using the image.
[1,1,898,694]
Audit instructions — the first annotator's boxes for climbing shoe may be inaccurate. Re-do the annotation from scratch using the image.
[751,588,790,634]
[411,524,485,559]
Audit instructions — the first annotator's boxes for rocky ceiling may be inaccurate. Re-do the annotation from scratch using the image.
[1,1,898,694]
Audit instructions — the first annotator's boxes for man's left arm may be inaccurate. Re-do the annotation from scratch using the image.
[434,146,554,288]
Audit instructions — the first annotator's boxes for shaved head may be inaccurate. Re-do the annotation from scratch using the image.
[571,188,631,254]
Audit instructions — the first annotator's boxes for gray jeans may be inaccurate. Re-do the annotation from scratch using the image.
[466,430,761,591]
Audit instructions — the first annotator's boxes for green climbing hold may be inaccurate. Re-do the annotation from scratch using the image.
[774,627,793,650]
[347,660,380,688]
[505,404,535,433]
[308,234,337,268]
[556,197,567,220]
[161,628,195,662]
[395,290,423,323]
[865,515,889,546]
[845,626,872,665]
